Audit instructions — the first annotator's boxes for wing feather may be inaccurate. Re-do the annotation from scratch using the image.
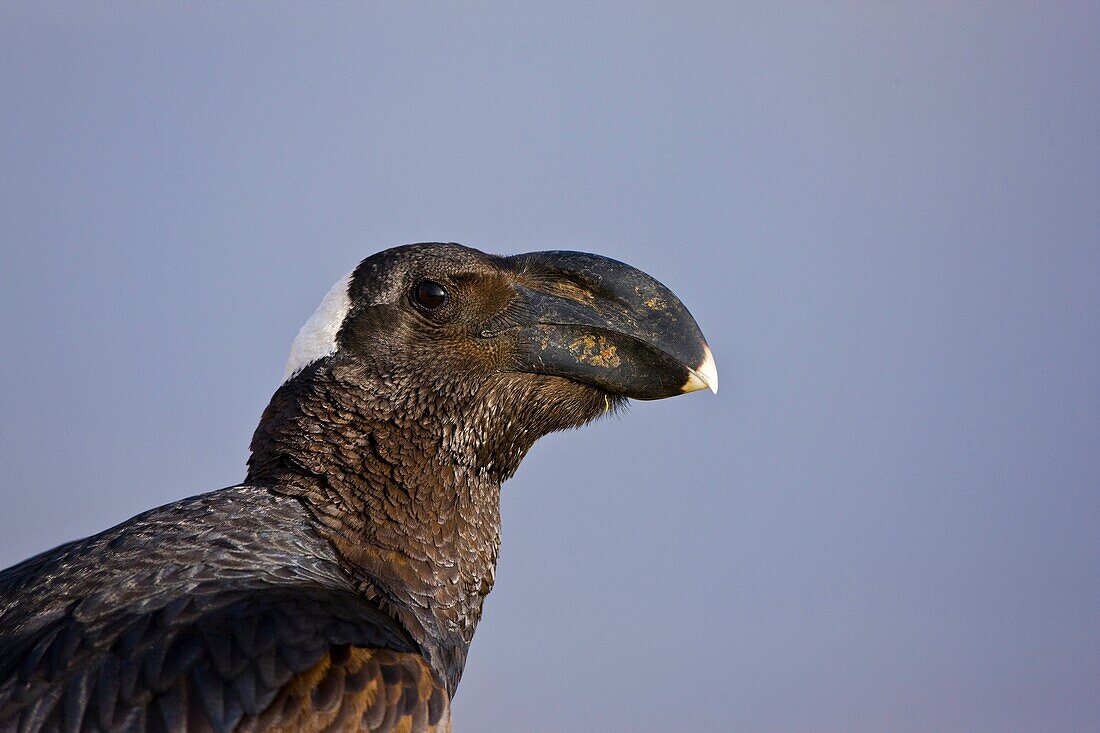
[0,588,449,732]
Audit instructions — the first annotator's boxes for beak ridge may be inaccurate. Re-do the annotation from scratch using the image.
[504,251,716,401]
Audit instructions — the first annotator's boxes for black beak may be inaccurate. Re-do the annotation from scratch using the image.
[502,251,717,400]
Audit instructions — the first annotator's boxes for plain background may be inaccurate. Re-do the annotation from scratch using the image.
[2,3,1098,732]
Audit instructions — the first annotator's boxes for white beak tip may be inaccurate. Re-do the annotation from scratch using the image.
[681,344,718,395]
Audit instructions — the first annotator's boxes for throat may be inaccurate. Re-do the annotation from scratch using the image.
[320,456,502,695]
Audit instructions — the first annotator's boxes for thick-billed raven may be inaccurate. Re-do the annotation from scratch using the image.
[0,243,716,732]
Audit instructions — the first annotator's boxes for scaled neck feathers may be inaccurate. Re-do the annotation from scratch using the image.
[245,358,608,693]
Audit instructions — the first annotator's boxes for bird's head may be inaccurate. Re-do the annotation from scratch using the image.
[257,243,716,479]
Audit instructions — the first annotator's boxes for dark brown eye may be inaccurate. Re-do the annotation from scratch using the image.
[413,280,448,310]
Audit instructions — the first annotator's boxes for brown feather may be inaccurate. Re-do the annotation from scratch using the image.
[236,646,449,733]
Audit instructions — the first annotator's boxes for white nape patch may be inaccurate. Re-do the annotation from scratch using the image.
[282,270,355,382]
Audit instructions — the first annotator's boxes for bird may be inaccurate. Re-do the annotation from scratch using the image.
[0,242,717,732]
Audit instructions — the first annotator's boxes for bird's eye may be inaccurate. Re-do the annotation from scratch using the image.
[413,280,448,310]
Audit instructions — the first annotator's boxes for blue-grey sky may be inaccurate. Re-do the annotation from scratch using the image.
[2,2,1098,731]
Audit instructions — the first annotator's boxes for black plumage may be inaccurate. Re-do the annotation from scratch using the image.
[0,243,715,732]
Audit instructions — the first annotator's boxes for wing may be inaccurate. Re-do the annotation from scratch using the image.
[0,587,449,733]
[237,645,448,733]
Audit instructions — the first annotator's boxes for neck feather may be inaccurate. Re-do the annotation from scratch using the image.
[246,363,511,692]
[246,360,610,692]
